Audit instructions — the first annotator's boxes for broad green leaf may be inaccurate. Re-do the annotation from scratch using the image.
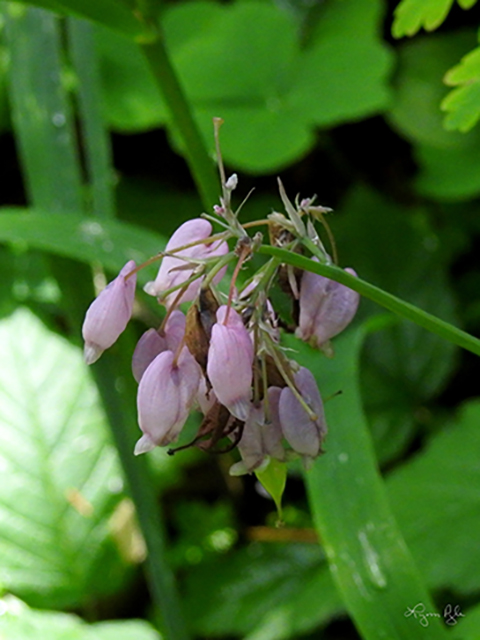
[184,542,343,638]
[3,0,147,39]
[288,0,393,126]
[451,602,480,639]
[0,309,129,608]
[292,326,448,639]
[387,399,480,594]
[392,0,477,38]
[388,31,480,200]
[0,595,162,639]
[0,209,166,282]
[442,46,480,131]
[96,0,392,173]
[95,26,168,131]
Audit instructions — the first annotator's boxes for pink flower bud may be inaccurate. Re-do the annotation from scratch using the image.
[279,367,327,458]
[297,263,360,347]
[131,310,187,383]
[135,349,201,455]
[82,260,136,365]
[144,219,228,308]
[207,305,254,421]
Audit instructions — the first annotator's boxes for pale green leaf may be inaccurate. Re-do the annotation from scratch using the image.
[442,46,480,131]
[0,309,128,608]
[393,0,459,38]
[0,595,162,640]
[255,459,287,519]
[388,31,480,200]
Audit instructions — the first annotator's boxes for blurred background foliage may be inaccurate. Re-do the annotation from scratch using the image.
[0,0,480,638]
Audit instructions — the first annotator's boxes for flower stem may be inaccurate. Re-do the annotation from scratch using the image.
[258,244,480,358]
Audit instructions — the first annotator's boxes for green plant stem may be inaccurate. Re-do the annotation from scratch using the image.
[140,34,219,211]
[258,244,480,357]
[68,17,115,218]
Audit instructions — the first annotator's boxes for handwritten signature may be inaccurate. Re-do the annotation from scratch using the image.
[404,602,465,627]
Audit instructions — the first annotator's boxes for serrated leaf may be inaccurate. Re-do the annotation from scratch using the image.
[0,209,166,283]
[5,0,147,39]
[0,309,128,608]
[387,399,480,594]
[0,595,162,640]
[393,0,456,38]
[442,46,480,131]
[388,31,480,200]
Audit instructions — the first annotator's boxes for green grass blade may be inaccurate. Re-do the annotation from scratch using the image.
[68,18,115,218]
[4,4,84,213]
[259,245,480,357]
[287,324,449,639]
[0,208,164,277]
[7,0,146,39]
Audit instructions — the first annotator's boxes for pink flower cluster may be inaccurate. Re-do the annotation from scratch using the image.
[82,186,359,473]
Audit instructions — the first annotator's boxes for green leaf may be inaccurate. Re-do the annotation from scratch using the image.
[4,0,147,39]
[184,542,342,638]
[451,602,480,639]
[0,209,166,282]
[255,459,287,519]
[388,31,480,200]
[97,0,392,173]
[0,595,162,640]
[387,399,480,594]
[442,46,480,131]
[4,4,84,213]
[292,326,449,639]
[392,0,478,38]
[95,25,168,131]
[0,309,128,608]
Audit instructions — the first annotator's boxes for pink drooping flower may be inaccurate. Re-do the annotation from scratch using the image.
[131,310,186,383]
[207,305,254,421]
[296,263,360,347]
[144,219,228,308]
[278,367,327,459]
[230,389,285,475]
[82,260,137,365]
[135,349,201,455]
